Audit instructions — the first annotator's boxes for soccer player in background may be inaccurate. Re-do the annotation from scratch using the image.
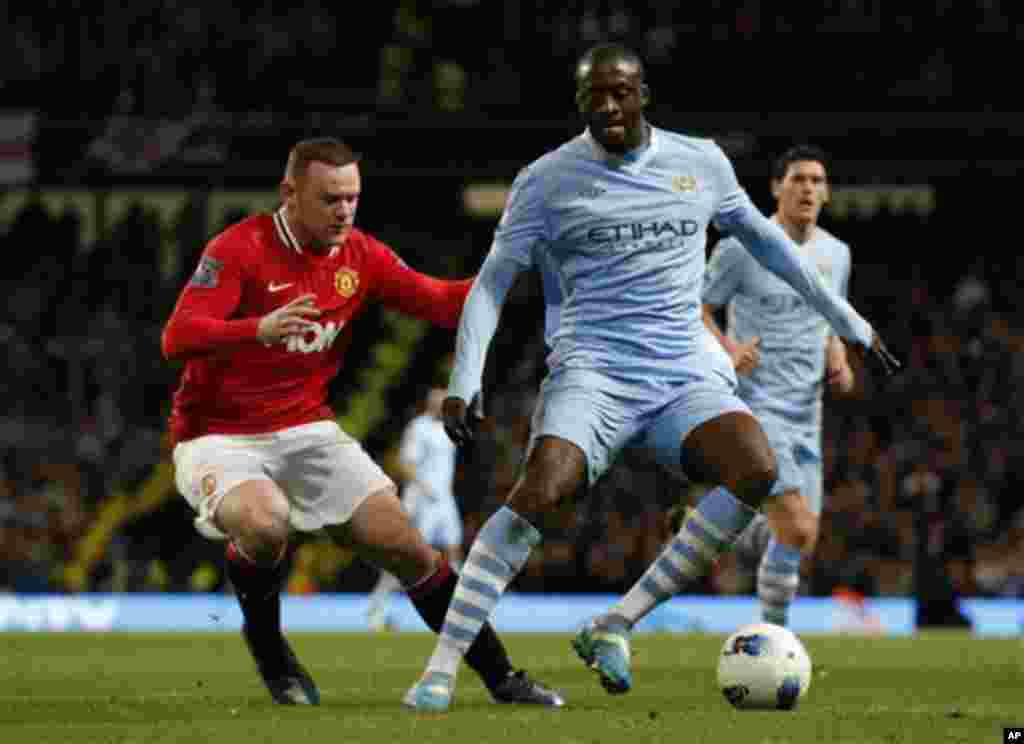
[405,44,898,711]
[162,137,563,707]
[367,387,464,631]
[703,144,858,627]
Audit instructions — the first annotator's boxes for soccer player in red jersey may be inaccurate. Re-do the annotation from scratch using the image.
[162,138,563,708]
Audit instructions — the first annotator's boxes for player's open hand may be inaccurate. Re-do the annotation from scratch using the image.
[850,332,901,377]
[258,294,320,344]
[442,393,485,448]
[731,336,761,377]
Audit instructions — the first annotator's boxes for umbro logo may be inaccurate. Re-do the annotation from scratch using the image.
[576,184,606,199]
[268,282,294,293]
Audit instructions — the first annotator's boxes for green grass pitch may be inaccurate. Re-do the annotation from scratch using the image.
[1,631,1020,743]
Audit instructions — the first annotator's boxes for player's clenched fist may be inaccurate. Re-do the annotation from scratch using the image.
[258,294,320,344]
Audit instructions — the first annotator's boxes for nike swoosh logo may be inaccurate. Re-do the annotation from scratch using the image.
[268,282,294,292]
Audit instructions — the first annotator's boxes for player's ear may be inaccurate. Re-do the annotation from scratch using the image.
[639,83,651,107]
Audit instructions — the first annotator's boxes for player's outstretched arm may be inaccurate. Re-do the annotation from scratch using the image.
[446,250,525,411]
[374,257,476,329]
[163,292,320,360]
[722,203,872,347]
[708,143,893,362]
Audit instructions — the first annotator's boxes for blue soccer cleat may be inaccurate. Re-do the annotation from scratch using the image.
[403,671,455,712]
[572,618,633,694]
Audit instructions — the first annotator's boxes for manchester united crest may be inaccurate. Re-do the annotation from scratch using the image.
[335,268,359,298]
[200,473,217,499]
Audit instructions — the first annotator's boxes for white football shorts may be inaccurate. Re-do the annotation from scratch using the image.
[172,420,393,540]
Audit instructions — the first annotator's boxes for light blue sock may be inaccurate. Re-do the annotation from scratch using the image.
[758,537,802,626]
[608,486,758,628]
[425,506,541,678]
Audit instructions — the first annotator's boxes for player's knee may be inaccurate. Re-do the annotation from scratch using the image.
[236,498,290,564]
[728,457,778,509]
[508,476,566,520]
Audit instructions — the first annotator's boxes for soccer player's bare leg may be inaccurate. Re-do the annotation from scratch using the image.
[578,412,777,693]
[407,436,585,711]
[215,480,320,705]
[216,480,291,565]
[330,487,564,707]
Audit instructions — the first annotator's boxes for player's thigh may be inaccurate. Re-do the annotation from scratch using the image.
[758,416,806,501]
[327,486,435,585]
[642,381,768,489]
[172,435,285,541]
[275,421,394,533]
[524,369,639,496]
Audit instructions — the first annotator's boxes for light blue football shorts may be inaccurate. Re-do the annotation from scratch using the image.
[531,365,751,486]
[756,411,824,512]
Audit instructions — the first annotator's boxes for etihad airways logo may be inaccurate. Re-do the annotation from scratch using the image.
[587,219,700,243]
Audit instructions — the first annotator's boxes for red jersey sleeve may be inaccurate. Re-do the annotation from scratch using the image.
[365,237,473,328]
[161,232,262,360]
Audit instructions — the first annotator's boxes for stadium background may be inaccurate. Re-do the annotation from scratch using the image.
[1,2,1020,630]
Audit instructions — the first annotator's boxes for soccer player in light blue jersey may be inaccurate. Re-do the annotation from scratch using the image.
[406,44,898,710]
[703,145,858,628]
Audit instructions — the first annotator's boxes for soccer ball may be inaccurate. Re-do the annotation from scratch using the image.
[716,622,812,710]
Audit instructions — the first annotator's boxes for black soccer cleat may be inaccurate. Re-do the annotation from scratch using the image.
[242,625,321,705]
[490,670,566,707]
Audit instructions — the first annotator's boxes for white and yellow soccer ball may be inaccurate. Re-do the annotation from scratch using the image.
[716,622,812,710]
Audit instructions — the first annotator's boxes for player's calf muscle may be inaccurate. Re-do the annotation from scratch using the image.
[766,496,818,551]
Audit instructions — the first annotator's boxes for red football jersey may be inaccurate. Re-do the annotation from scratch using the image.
[163,209,472,445]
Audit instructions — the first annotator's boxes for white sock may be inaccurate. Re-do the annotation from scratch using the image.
[368,571,402,622]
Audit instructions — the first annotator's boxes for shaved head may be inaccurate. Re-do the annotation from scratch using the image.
[576,43,645,86]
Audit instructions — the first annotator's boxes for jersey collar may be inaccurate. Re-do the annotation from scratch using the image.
[273,207,340,258]
[583,125,658,170]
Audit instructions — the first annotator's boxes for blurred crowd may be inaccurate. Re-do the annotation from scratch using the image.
[3,0,980,118]
[5,0,1000,185]
[1,2,1021,609]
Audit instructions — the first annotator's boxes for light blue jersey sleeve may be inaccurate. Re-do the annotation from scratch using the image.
[448,166,546,402]
[702,236,748,308]
[537,248,564,347]
[837,241,852,300]
[706,144,873,347]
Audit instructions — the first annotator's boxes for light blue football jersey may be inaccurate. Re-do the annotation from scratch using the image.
[704,227,851,427]
[448,127,872,403]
